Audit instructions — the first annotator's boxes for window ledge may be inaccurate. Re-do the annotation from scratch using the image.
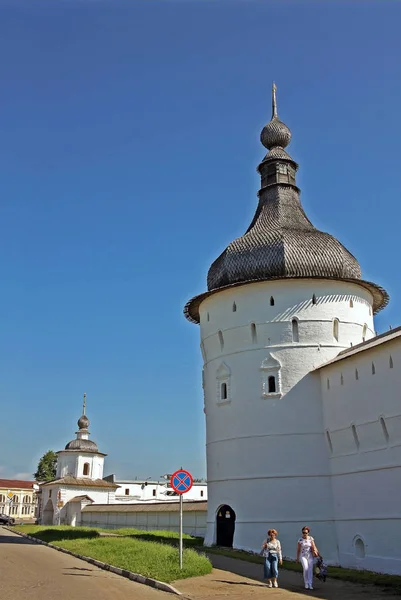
[217,399,232,406]
[262,392,282,400]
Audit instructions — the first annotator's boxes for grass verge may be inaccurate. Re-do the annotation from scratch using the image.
[204,547,401,593]
[13,525,212,583]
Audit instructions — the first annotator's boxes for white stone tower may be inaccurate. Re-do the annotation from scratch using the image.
[184,85,388,560]
[56,393,106,480]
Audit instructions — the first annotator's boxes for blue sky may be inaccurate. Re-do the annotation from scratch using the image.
[1,0,400,480]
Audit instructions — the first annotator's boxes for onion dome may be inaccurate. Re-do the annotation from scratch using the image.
[78,414,90,430]
[184,84,388,323]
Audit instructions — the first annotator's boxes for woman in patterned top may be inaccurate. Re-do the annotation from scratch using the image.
[296,526,319,590]
[261,528,283,588]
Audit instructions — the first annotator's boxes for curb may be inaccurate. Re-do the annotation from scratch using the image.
[6,527,182,596]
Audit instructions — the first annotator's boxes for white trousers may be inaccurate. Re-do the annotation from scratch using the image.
[300,555,314,587]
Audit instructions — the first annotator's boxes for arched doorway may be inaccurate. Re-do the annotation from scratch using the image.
[216,505,236,547]
[42,499,54,525]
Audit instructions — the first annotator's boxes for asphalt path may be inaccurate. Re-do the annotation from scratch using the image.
[0,527,167,600]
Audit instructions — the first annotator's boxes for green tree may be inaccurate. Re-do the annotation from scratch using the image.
[34,450,57,482]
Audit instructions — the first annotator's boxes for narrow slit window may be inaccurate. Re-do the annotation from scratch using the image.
[83,462,90,476]
[389,355,393,368]
[333,319,339,342]
[340,373,344,385]
[351,424,360,450]
[207,312,210,321]
[312,294,317,305]
[380,417,390,443]
[355,368,359,380]
[251,323,257,344]
[153,489,156,497]
[326,430,333,454]
[327,378,330,390]
[270,296,275,306]
[232,302,237,312]
[362,324,367,342]
[221,382,227,400]
[125,488,129,496]
[218,330,224,351]
[372,362,375,375]
[350,298,354,308]
[268,376,276,393]
[200,490,204,497]
[292,319,299,342]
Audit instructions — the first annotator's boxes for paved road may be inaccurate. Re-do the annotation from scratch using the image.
[0,527,167,600]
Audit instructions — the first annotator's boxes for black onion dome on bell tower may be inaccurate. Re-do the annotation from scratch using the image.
[184,84,388,323]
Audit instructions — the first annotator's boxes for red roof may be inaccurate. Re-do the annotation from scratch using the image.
[0,479,36,490]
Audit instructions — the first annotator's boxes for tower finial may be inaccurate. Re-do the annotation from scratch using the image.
[272,82,278,119]
[83,392,87,416]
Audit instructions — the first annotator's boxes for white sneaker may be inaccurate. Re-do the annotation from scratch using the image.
[310,586,314,590]
[273,582,278,588]
[305,584,310,589]
[267,581,272,588]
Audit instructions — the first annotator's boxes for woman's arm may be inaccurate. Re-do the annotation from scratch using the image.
[261,538,267,549]
[278,540,283,563]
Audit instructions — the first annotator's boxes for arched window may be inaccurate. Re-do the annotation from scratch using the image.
[362,324,367,342]
[389,355,393,368]
[380,417,390,443]
[372,362,375,375]
[350,298,354,308]
[312,294,317,305]
[221,382,227,400]
[333,318,339,342]
[270,296,275,306]
[326,430,333,454]
[251,323,257,344]
[268,376,276,393]
[351,424,360,450]
[355,368,359,380]
[292,319,299,342]
[218,330,224,351]
[0,494,5,503]
[83,462,90,476]
[232,302,237,312]
[354,537,366,559]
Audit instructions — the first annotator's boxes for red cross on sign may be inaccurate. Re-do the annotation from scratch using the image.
[170,470,193,495]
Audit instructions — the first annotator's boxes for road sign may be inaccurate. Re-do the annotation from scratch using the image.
[170,470,193,495]
[7,491,13,499]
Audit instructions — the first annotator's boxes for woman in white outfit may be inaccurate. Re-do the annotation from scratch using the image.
[296,526,319,590]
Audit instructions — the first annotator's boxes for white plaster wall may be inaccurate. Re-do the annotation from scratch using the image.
[114,481,207,502]
[40,484,115,525]
[56,452,105,479]
[320,337,401,574]
[81,508,207,537]
[199,278,374,561]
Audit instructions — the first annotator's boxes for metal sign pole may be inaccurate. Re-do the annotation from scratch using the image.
[179,493,183,569]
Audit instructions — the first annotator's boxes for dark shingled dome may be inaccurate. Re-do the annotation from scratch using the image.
[184,85,388,323]
[65,438,99,452]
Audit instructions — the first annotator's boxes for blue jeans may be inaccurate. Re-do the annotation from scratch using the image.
[264,553,279,579]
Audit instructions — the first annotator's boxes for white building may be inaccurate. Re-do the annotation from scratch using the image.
[104,475,207,503]
[184,85,401,574]
[40,394,118,526]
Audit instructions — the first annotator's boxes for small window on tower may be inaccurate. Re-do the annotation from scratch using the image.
[125,488,129,496]
[153,489,156,497]
[270,296,275,306]
[278,164,287,174]
[251,323,257,344]
[292,319,299,342]
[83,462,90,476]
[221,382,228,400]
[232,302,237,312]
[218,330,224,351]
[268,376,276,393]
[200,490,204,497]
[312,294,317,305]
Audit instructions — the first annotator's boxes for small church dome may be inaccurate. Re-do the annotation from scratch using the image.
[65,438,99,452]
[78,414,90,430]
